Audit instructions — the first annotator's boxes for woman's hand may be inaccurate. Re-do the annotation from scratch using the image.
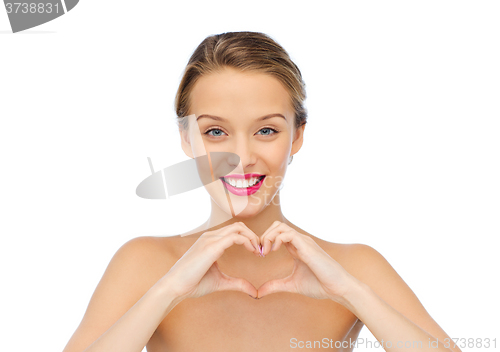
[161,222,261,301]
[258,221,359,304]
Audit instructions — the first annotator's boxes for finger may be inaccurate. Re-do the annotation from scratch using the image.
[284,242,299,258]
[211,223,260,255]
[234,222,261,253]
[216,232,261,258]
[228,222,261,254]
[261,223,292,256]
[271,231,302,259]
[261,220,282,239]
[216,267,258,297]
[227,233,260,255]
[256,276,295,298]
[269,230,294,253]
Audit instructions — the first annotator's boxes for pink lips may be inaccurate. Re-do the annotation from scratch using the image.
[220,173,266,196]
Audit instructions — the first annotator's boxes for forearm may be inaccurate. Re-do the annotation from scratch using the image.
[83,279,182,352]
[340,280,452,352]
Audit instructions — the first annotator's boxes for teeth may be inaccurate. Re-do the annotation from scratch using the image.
[223,177,262,188]
[248,177,259,186]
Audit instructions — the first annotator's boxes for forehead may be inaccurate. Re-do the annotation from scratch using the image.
[189,67,293,120]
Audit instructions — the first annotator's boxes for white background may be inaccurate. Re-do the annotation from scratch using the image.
[1,1,499,351]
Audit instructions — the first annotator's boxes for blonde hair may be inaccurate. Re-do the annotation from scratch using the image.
[174,31,307,131]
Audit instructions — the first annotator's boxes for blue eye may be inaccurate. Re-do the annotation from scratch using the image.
[204,127,280,138]
[257,127,279,136]
[205,128,227,137]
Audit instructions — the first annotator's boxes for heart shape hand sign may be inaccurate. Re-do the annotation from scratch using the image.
[162,221,359,303]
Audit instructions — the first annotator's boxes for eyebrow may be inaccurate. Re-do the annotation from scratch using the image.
[196,113,287,122]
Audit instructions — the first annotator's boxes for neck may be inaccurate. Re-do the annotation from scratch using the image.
[205,191,289,239]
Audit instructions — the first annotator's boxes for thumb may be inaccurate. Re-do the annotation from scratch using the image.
[215,263,258,298]
[257,276,295,299]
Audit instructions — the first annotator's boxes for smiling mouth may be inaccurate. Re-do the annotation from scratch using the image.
[220,175,266,189]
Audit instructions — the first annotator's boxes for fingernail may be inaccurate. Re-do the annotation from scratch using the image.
[248,294,258,299]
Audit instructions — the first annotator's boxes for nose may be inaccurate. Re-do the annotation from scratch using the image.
[227,138,256,169]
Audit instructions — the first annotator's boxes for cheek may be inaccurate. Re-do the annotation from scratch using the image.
[264,141,291,168]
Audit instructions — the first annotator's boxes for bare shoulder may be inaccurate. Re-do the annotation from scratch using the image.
[107,235,190,291]
[321,241,384,264]
[116,235,175,263]
[93,234,188,304]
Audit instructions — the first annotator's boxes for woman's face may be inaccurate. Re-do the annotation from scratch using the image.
[180,66,305,218]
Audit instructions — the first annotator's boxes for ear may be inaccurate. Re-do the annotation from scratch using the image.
[179,128,195,159]
[290,123,306,156]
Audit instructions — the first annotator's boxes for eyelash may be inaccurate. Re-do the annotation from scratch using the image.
[203,127,281,138]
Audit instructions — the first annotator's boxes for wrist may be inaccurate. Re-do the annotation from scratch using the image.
[151,275,186,313]
[337,276,372,315]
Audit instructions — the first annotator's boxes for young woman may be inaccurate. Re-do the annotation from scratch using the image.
[63,31,461,352]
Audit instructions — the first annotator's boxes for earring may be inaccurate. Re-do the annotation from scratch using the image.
[288,155,294,165]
